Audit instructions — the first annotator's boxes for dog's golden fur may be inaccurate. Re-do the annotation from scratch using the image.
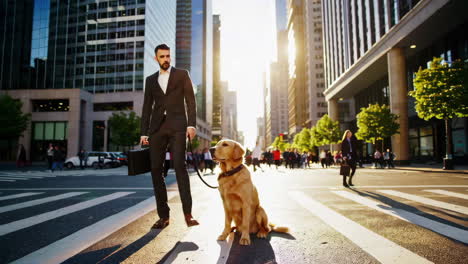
[213,139,288,245]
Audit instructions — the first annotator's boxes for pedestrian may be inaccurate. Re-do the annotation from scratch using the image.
[374,149,383,168]
[97,152,104,169]
[252,142,263,172]
[385,149,396,168]
[273,148,281,169]
[139,43,199,229]
[47,143,54,171]
[203,147,214,174]
[283,149,290,169]
[341,130,358,187]
[78,148,86,170]
[164,149,171,177]
[319,150,327,168]
[51,145,64,172]
[16,144,26,168]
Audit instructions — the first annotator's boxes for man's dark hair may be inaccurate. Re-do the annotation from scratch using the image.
[155,44,170,55]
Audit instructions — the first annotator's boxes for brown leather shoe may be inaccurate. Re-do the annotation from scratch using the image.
[184,214,199,227]
[151,217,169,229]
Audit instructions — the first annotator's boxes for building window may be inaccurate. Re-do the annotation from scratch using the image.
[33,121,68,140]
[32,100,70,112]
[93,102,133,111]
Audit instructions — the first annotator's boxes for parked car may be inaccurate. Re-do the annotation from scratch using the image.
[64,152,120,169]
[111,152,128,165]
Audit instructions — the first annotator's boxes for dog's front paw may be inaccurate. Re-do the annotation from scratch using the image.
[217,233,228,241]
[257,230,268,238]
[239,235,251,245]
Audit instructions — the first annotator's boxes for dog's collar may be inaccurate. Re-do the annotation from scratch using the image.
[218,164,244,180]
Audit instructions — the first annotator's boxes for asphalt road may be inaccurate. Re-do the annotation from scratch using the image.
[0,164,467,264]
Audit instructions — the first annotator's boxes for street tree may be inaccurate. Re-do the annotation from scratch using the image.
[271,136,288,152]
[0,94,31,160]
[355,103,399,152]
[107,111,141,150]
[409,57,468,169]
[313,114,341,149]
[298,127,313,152]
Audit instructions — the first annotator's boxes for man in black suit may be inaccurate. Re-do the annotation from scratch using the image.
[341,130,358,187]
[140,44,199,229]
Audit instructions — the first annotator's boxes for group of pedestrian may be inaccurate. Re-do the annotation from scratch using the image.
[373,149,396,168]
[186,147,215,174]
[46,143,67,172]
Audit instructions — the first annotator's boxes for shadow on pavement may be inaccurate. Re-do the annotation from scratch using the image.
[157,241,199,263]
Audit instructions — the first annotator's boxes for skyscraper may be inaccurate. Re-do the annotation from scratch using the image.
[322,0,468,163]
[211,14,222,141]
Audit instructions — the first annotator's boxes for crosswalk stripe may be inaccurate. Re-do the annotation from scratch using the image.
[0,192,88,213]
[0,192,134,236]
[423,189,468,200]
[0,192,43,201]
[0,177,28,180]
[378,190,468,215]
[289,191,433,264]
[0,179,15,182]
[162,194,233,264]
[0,176,44,179]
[10,192,177,264]
[332,191,468,244]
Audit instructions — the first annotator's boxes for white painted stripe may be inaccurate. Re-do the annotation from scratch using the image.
[0,176,44,179]
[423,189,468,200]
[0,188,155,191]
[0,192,134,236]
[0,177,28,180]
[0,192,88,213]
[11,192,177,264]
[289,191,432,264]
[163,194,233,264]
[378,190,468,215]
[0,180,15,182]
[333,191,468,244]
[0,192,43,201]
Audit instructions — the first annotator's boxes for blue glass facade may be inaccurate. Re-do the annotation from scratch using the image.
[30,0,50,67]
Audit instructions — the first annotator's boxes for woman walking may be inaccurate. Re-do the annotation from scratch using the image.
[341,130,358,187]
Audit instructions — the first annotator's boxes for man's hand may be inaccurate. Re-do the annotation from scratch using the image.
[140,136,149,145]
[186,127,196,140]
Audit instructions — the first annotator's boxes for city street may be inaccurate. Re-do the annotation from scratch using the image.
[0,165,467,263]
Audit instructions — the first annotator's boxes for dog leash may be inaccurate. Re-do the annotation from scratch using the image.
[187,136,218,189]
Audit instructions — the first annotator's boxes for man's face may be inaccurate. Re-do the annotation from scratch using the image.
[155,49,171,70]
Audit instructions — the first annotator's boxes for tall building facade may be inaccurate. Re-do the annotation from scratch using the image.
[287,0,308,135]
[1,0,177,161]
[303,0,327,126]
[221,82,238,141]
[322,0,468,163]
[211,14,222,141]
[175,0,213,148]
[265,0,289,147]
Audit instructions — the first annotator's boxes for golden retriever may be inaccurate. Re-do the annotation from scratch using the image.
[212,139,289,245]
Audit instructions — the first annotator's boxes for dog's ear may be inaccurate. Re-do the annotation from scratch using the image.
[232,142,245,161]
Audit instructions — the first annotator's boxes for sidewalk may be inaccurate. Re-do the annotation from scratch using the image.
[361,163,468,174]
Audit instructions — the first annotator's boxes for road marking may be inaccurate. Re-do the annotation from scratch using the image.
[289,191,433,264]
[0,192,43,201]
[0,192,88,213]
[423,189,468,200]
[378,190,468,215]
[11,192,176,264]
[332,191,468,244]
[0,177,28,180]
[0,188,155,191]
[0,192,134,236]
[0,179,15,182]
[0,176,44,179]
[162,194,233,264]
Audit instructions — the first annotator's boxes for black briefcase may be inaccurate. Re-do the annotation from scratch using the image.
[127,146,151,176]
[340,162,350,177]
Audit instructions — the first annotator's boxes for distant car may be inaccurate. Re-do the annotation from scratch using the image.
[64,152,120,169]
[111,152,128,165]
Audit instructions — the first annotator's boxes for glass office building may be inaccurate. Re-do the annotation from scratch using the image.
[322,0,468,163]
[3,0,176,93]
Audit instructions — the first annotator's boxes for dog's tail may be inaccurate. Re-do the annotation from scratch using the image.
[269,223,289,233]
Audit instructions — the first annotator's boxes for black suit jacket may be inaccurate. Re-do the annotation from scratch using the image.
[341,137,358,159]
[140,67,197,136]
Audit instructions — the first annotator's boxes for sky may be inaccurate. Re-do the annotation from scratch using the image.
[212,0,277,149]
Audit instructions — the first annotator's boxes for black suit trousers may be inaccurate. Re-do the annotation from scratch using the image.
[149,119,192,218]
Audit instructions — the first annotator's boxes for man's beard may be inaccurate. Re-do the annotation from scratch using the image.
[159,62,170,70]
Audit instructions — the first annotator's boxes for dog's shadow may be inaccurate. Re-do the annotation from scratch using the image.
[225,231,296,264]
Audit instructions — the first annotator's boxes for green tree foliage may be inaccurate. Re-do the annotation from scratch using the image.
[108,112,141,147]
[271,136,287,152]
[355,103,399,148]
[0,94,31,139]
[409,57,468,120]
[189,136,201,150]
[297,127,312,152]
[292,133,301,150]
[409,57,468,162]
[312,114,341,146]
